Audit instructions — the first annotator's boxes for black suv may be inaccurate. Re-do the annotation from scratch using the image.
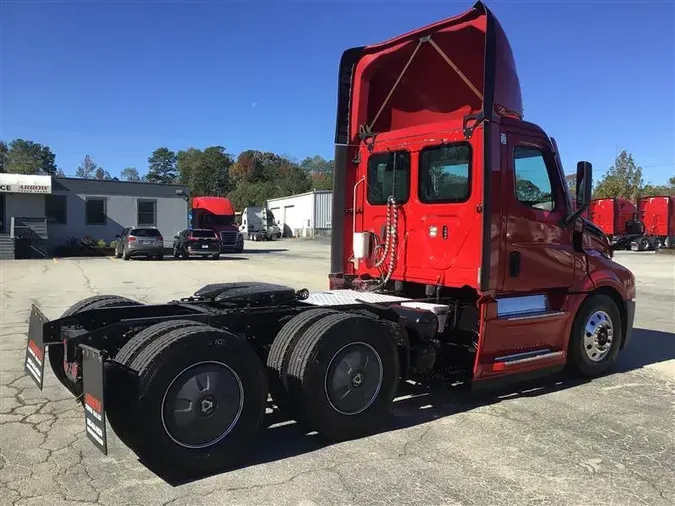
[173,229,222,260]
[115,227,165,260]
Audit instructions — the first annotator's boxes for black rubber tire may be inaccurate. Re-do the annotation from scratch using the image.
[115,249,122,259]
[285,312,399,442]
[266,308,338,411]
[107,320,210,452]
[127,325,268,476]
[212,254,220,260]
[49,295,142,397]
[566,294,623,378]
[114,319,207,367]
[173,247,179,259]
[123,249,131,260]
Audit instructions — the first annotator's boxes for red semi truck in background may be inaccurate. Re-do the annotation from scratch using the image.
[635,196,674,250]
[584,196,674,251]
[190,196,244,253]
[24,1,638,475]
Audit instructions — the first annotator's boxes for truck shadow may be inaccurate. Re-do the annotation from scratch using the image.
[613,327,675,373]
[143,327,673,485]
[241,248,289,254]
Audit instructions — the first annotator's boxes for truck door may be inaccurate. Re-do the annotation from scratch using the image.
[474,127,581,382]
[501,130,577,293]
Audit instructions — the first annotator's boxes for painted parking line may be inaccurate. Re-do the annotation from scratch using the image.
[108,256,117,262]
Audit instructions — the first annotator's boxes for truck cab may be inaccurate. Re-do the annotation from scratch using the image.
[329,0,636,385]
[191,196,244,253]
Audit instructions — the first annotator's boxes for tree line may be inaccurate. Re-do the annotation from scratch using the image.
[591,150,675,200]
[2,138,672,207]
[0,138,334,210]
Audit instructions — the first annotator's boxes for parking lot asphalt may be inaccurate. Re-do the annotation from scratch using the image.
[1,243,674,506]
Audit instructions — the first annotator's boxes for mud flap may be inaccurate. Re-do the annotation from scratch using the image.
[24,304,49,389]
[81,345,108,455]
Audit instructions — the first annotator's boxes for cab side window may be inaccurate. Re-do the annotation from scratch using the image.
[367,151,410,205]
[418,143,471,203]
[513,146,556,211]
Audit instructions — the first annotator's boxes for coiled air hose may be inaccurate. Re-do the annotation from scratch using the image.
[370,195,398,290]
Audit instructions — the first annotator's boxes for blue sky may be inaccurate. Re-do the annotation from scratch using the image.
[2,0,673,184]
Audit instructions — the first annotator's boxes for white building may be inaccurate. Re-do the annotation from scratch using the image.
[267,190,332,238]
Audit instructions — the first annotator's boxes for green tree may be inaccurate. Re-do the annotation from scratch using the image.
[146,147,177,184]
[94,166,112,180]
[5,139,58,175]
[593,150,644,200]
[565,174,577,199]
[300,155,334,190]
[641,180,675,197]
[120,167,142,182]
[230,150,265,184]
[176,146,233,196]
[75,154,98,179]
[0,141,8,172]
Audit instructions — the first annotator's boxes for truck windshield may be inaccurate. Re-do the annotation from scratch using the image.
[266,210,276,226]
[202,214,235,227]
[367,151,410,205]
[190,229,217,238]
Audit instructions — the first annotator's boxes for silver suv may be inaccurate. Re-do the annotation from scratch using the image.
[115,227,165,260]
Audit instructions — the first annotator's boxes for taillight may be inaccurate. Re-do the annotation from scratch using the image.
[157,236,164,243]
[128,236,136,242]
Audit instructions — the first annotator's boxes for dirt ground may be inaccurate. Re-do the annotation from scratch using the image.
[1,242,674,506]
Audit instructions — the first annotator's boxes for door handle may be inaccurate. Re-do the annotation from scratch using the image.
[508,251,521,277]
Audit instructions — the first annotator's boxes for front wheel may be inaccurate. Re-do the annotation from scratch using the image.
[566,294,622,377]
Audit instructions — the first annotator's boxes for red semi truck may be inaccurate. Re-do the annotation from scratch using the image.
[586,198,643,250]
[587,198,637,238]
[584,196,674,251]
[24,1,636,475]
[190,196,244,253]
[635,196,674,250]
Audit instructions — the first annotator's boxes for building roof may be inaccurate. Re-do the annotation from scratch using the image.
[52,177,190,198]
[267,189,333,203]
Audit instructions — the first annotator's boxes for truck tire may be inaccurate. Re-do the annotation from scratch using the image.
[566,294,622,378]
[266,308,338,411]
[107,320,210,452]
[114,319,207,367]
[49,295,142,397]
[285,312,399,442]
[128,325,268,475]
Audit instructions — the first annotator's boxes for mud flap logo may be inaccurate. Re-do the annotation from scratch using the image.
[84,391,107,454]
[81,345,108,455]
[24,339,45,389]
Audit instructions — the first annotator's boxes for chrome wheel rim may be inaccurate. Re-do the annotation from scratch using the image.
[583,311,614,362]
[324,342,383,416]
[161,361,244,449]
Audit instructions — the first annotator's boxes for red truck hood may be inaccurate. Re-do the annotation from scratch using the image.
[339,1,523,143]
